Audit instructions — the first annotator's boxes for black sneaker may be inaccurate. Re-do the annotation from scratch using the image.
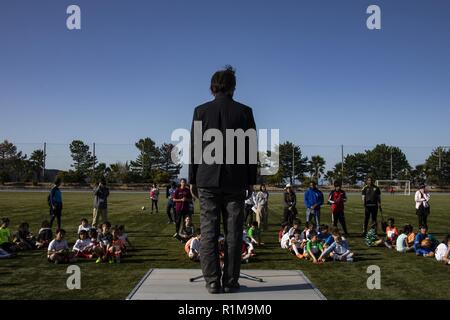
[206,282,221,294]
[223,282,240,293]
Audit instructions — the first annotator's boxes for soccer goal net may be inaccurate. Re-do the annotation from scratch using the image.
[375,180,411,196]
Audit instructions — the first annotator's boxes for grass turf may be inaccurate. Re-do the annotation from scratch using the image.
[0,191,449,300]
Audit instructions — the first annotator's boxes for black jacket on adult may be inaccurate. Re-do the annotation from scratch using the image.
[189,92,257,188]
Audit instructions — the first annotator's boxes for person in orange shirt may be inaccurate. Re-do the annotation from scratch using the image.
[384,218,399,249]
[107,227,125,263]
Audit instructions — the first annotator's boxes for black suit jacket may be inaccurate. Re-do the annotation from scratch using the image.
[189,93,257,188]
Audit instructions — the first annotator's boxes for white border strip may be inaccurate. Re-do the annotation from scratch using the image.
[296,270,327,300]
[126,268,154,300]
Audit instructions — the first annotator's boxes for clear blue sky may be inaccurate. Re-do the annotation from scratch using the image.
[1,0,449,171]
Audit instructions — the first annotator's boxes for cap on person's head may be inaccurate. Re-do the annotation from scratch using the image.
[285,183,292,189]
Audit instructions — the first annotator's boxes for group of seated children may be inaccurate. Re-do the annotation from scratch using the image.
[365,218,449,265]
[183,218,256,264]
[0,217,54,258]
[279,220,353,264]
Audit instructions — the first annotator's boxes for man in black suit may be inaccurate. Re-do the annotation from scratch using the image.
[189,66,257,294]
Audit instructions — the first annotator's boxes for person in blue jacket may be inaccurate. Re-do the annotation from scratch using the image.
[414,226,438,257]
[304,181,324,231]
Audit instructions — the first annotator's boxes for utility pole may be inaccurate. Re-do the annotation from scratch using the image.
[341,144,344,183]
[292,145,295,185]
[390,148,393,180]
[43,142,46,182]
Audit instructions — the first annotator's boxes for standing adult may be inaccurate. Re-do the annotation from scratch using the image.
[189,66,257,294]
[150,183,160,214]
[92,178,110,227]
[49,177,63,231]
[255,184,269,231]
[166,182,177,224]
[283,184,298,225]
[173,178,193,237]
[244,189,256,226]
[328,181,349,235]
[304,181,324,231]
[415,184,431,229]
[361,177,381,236]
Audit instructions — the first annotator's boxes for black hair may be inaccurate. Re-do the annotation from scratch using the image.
[210,65,236,97]
[442,234,450,244]
[293,219,301,226]
[334,181,342,187]
[309,230,318,238]
[310,181,317,186]
[171,181,177,188]
[100,177,106,185]
[1,217,10,224]
[56,228,66,235]
[102,221,112,228]
[387,218,395,224]
[402,224,411,234]
[252,221,259,228]
[81,218,88,223]
[319,224,329,232]
[41,220,50,228]
[54,177,62,185]
[260,184,266,191]
[180,178,187,184]
[79,229,88,237]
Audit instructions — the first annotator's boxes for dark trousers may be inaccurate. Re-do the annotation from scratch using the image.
[198,187,245,287]
[283,207,297,225]
[244,204,253,226]
[166,200,175,222]
[175,209,190,234]
[417,207,430,229]
[151,199,158,212]
[332,211,348,234]
[50,203,62,231]
[364,205,378,233]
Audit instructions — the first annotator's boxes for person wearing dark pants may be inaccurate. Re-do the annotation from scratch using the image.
[283,184,298,225]
[49,178,63,231]
[197,187,245,290]
[189,66,257,294]
[166,182,177,224]
[415,185,430,229]
[173,179,193,236]
[362,177,381,236]
[328,181,348,235]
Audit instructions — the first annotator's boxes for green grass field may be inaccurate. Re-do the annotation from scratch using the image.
[0,191,449,300]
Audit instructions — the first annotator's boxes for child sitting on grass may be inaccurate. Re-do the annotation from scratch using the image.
[247,221,264,246]
[13,222,35,250]
[414,226,437,257]
[185,229,201,261]
[89,229,106,263]
[178,216,195,243]
[384,218,399,249]
[318,224,335,248]
[304,230,324,264]
[118,225,134,251]
[47,229,76,264]
[435,234,450,265]
[318,232,353,262]
[36,220,53,249]
[107,227,125,263]
[98,221,112,248]
[365,223,384,247]
[406,224,416,248]
[288,220,302,237]
[396,225,415,253]
[78,218,91,234]
[73,230,94,259]
[0,217,16,254]
[278,222,290,242]
[289,230,306,259]
[301,222,315,241]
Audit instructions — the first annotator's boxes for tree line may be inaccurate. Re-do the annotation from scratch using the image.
[0,138,182,185]
[1,139,449,186]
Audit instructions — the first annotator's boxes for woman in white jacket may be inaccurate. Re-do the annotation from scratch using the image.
[415,184,431,229]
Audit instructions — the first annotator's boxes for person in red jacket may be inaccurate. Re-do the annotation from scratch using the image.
[328,181,349,236]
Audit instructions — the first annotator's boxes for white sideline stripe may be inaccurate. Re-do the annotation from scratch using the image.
[126,268,154,300]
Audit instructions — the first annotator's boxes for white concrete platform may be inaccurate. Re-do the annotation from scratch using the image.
[127,269,326,300]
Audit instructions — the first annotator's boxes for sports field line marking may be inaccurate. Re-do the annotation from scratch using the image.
[126,268,154,300]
